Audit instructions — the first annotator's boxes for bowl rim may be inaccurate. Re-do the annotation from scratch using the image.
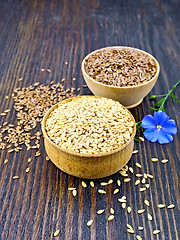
[41,95,136,158]
[81,46,160,89]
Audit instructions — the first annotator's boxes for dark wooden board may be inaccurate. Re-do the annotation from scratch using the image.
[0,0,179,239]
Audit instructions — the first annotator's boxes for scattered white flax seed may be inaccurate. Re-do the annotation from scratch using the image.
[135,163,142,168]
[90,181,94,187]
[145,184,150,189]
[139,137,144,142]
[140,188,146,192]
[153,230,160,235]
[136,235,142,240]
[98,189,106,194]
[117,180,121,186]
[151,158,158,162]
[122,203,126,209]
[147,173,153,179]
[147,213,153,221]
[110,208,115,214]
[144,173,148,179]
[65,62,68,65]
[127,224,133,230]
[127,229,135,234]
[82,181,87,188]
[144,200,150,207]
[132,150,138,154]
[4,159,8,164]
[137,209,145,214]
[18,78,23,81]
[13,176,19,179]
[127,207,132,213]
[167,204,175,209]
[97,209,105,214]
[119,171,128,177]
[129,167,134,173]
[108,179,113,184]
[54,229,60,237]
[135,180,140,186]
[157,204,166,208]
[68,187,76,190]
[118,198,126,203]
[161,159,168,163]
[47,69,51,72]
[108,215,114,221]
[41,68,45,72]
[113,189,119,194]
[87,220,93,226]
[46,156,50,161]
[72,190,77,196]
[138,226,143,231]
[141,178,146,184]
[101,182,108,186]
[25,167,30,173]
[124,178,131,183]
[73,77,76,81]
[136,174,142,177]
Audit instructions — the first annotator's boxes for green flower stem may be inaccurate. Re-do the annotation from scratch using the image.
[158,80,180,112]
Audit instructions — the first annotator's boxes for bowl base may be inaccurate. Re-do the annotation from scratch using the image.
[125,98,143,109]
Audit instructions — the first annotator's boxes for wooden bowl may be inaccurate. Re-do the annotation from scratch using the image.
[81,46,160,109]
[41,96,136,179]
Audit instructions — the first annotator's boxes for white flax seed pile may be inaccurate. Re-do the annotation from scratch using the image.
[45,96,135,154]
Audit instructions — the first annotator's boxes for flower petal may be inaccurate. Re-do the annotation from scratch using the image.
[154,112,169,125]
[143,128,158,142]
[156,130,173,144]
[141,115,156,129]
[162,119,177,135]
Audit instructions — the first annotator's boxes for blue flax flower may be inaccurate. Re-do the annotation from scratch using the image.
[141,112,177,144]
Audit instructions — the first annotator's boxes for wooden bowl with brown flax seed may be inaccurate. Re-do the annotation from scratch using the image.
[82,46,160,109]
[42,96,136,179]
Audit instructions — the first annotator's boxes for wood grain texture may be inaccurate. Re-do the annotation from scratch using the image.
[0,0,180,239]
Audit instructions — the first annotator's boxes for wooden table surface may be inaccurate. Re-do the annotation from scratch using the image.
[0,0,179,239]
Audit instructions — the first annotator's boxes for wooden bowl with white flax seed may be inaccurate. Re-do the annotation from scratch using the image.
[42,96,136,179]
[81,46,160,108]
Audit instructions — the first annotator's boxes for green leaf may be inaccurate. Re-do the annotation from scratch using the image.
[155,97,165,106]
[134,137,140,142]
[149,95,156,99]
[150,107,159,111]
[171,92,180,103]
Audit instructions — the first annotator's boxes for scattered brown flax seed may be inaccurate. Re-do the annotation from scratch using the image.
[4,159,8,164]
[87,220,93,226]
[13,176,19,179]
[54,229,60,237]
